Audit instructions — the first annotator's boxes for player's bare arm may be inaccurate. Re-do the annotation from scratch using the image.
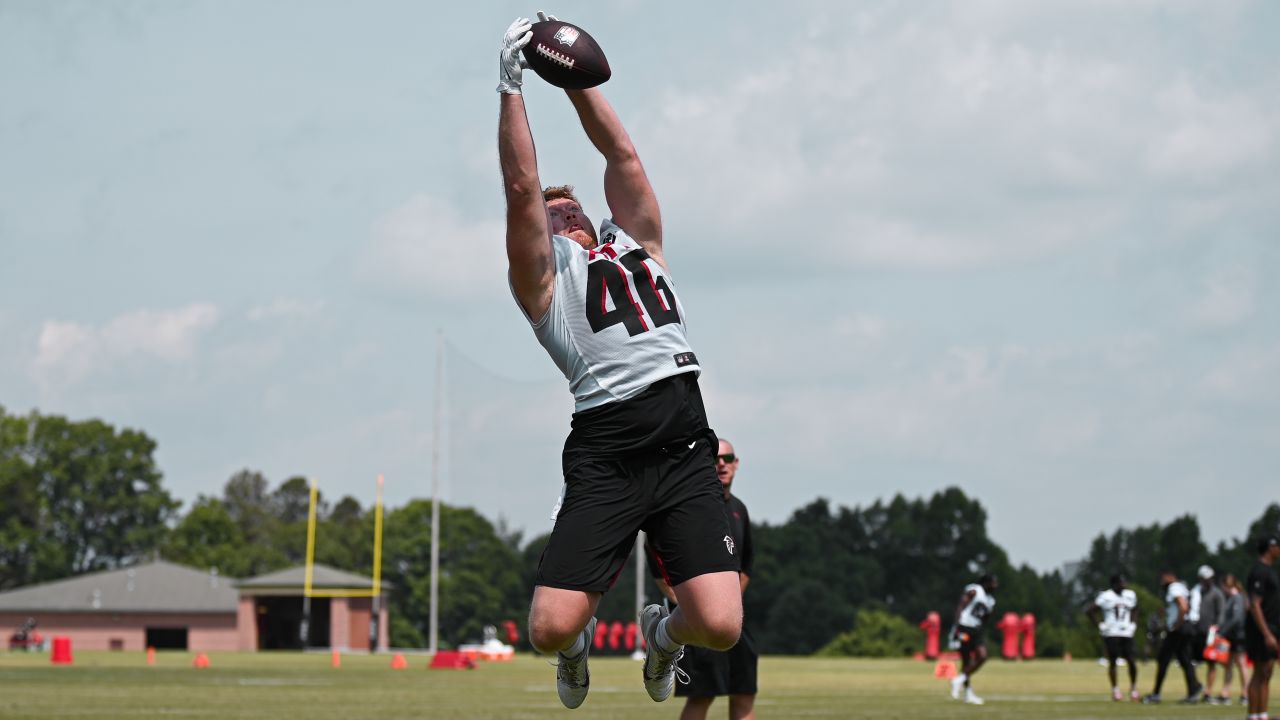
[565,88,664,266]
[1249,594,1279,650]
[955,589,975,624]
[1086,602,1101,626]
[497,17,555,322]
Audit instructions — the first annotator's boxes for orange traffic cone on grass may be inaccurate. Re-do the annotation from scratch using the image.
[146,647,156,666]
[193,652,210,668]
[390,653,408,669]
[934,660,957,679]
[331,650,341,668]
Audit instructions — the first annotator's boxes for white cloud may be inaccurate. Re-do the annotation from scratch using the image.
[638,3,1276,272]
[1187,266,1254,328]
[32,303,219,385]
[1201,344,1280,401]
[247,298,325,323]
[357,193,507,299]
[1146,79,1274,182]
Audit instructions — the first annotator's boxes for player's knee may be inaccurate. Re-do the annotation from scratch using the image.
[527,613,578,654]
[700,613,742,651]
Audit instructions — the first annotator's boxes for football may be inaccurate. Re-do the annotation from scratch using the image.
[521,20,611,90]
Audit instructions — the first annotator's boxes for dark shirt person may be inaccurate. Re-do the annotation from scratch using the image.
[652,438,757,720]
[1245,536,1280,720]
[1142,570,1203,704]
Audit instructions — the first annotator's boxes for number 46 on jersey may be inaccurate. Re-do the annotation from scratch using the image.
[585,245,681,336]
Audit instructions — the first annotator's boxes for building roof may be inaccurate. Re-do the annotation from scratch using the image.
[236,564,389,590]
[0,560,238,614]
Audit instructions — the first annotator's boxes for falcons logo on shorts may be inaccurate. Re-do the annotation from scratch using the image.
[723,535,735,555]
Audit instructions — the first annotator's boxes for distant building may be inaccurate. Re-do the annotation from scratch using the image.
[0,561,239,651]
[0,560,390,652]
[235,564,390,652]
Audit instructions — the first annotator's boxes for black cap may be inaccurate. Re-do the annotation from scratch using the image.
[1257,535,1280,556]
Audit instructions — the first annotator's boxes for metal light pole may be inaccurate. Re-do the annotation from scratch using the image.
[429,331,443,655]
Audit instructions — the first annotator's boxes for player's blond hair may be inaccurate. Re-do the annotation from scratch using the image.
[542,185,580,205]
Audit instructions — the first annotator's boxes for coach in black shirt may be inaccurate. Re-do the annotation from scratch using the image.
[1246,535,1280,719]
[651,437,757,720]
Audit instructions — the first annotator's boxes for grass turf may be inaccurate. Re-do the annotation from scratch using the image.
[0,651,1243,719]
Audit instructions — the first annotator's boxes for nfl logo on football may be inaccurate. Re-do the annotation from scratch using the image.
[553,26,580,47]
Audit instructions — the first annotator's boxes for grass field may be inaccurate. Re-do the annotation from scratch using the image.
[0,651,1248,719]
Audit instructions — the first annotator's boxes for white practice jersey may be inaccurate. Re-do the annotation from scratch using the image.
[516,219,699,411]
[958,584,996,628]
[1188,584,1202,624]
[1095,588,1138,637]
[1164,581,1189,629]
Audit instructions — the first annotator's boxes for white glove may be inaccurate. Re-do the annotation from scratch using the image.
[537,11,559,22]
[497,17,533,95]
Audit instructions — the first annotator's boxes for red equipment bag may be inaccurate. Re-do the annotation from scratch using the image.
[1202,630,1230,664]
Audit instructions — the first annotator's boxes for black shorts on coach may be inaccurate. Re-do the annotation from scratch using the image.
[677,626,759,698]
[535,373,738,593]
[1245,623,1280,664]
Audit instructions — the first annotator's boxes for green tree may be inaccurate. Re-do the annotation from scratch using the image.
[817,609,921,657]
[220,469,287,575]
[0,408,178,585]
[380,500,525,648]
[162,497,252,577]
[313,496,371,573]
[0,410,42,590]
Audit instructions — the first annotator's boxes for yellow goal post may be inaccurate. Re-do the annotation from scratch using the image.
[303,474,384,598]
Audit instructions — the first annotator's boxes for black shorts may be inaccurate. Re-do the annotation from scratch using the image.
[535,374,737,592]
[1104,636,1136,660]
[676,626,759,698]
[957,626,985,655]
[1245,624,1280,664]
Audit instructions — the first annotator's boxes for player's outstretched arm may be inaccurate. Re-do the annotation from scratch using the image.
[497,18,554,321]
[565,88,663,264]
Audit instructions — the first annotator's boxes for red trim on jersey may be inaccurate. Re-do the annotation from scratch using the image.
[600,245,618,259]
[606,561,627,590]
[613,262,649,331]
[637,257,671,311]
[647,544,674,587]
[600,268,609,315]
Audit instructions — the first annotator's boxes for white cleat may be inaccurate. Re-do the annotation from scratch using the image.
[950,675,965,700]
[639,603,684,702]
[964,688,985,705]
[555,617,596,709]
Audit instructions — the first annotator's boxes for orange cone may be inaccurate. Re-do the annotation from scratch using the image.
[390,653,408,669]
[193,653,210,668]
[934,660,957,679]
[1063,651,1072,662]
[146,647,156,666]
[331,650,341,669]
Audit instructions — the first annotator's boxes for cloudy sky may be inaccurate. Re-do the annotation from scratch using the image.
[2,0,1277,571]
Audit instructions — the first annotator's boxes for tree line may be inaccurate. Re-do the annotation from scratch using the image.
[2,406,1276,654]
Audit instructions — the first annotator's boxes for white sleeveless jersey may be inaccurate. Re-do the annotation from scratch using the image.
[1095,588,1138,637]
[958,584,996,628]
[1164,581,1189,628]
[515,219,699,411]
